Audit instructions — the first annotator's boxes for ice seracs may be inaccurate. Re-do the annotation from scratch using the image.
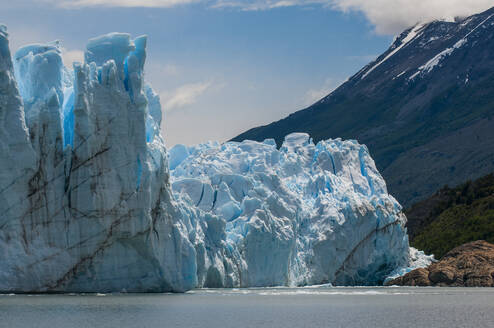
[0,26,196,293]
[0,25,430,292]
[170,133,423,287]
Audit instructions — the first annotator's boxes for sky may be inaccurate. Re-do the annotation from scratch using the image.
[3,0,494,146]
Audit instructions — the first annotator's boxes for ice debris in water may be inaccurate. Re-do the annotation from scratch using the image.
[384,248,435,284]
[0,25,429,292]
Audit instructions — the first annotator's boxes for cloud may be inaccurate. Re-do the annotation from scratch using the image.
[162,64,180,76]
[346,54,378,62]
[331,0,494,34]
[42,0,325,10]
[61,48,84,67]
[215,1,494,34]
[161,80,215,112]
[304,77,344,106]
[7,26,50,52]
[42,0,201,9]
[211,0,328,11]
[37,0,494,34]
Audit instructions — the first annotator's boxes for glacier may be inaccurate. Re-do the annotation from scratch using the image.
[0,25,429,293]
[170,134,418,287]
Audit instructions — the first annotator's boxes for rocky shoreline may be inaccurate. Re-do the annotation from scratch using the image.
[387,241,494,287]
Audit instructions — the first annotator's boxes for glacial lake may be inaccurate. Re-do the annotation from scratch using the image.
[1,287,494,328]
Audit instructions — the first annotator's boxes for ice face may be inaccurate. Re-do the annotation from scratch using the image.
[170,133,414,287]
[14,42,64,112]
[0,27,196,293]
[0,25,427,292]
[145,84,162,143]
[85,33,135,73]
[0,25,37,240]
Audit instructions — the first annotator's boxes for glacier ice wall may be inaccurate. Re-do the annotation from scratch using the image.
[170,134,412,287]
[0,27,196,293]
[0,25,425,292]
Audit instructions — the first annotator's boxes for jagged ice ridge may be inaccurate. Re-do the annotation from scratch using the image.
[0,26,430,292]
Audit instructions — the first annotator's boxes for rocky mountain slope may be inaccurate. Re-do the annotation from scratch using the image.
[232,7,494,207]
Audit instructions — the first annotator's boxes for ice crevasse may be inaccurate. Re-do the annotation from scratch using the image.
[0,26,431,292]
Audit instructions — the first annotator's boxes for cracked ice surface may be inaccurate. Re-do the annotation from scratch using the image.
[0,27,196,293]
[170,134,415,287]
[0,26,429,292]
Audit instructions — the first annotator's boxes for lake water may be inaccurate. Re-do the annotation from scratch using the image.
[1,287,493,327]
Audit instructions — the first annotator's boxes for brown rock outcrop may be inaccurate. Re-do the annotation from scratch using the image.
[387,240,494,287]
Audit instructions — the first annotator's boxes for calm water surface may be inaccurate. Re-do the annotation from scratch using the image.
[1,287,493,328]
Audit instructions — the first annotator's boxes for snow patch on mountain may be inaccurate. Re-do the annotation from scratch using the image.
[362,23,425,80]
[409,13,494,80]
[409,38,467,80]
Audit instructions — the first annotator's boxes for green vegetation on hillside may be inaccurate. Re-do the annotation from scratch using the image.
[409,174,494,259]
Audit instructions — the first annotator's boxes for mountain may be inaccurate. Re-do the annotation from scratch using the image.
[232,7,494,207]
[406,173,494,259]
[0,26,428,292]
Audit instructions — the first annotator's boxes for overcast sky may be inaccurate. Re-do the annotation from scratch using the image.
[3,0,493,146]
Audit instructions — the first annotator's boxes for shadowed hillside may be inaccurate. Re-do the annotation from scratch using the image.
[406,174,494,259]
